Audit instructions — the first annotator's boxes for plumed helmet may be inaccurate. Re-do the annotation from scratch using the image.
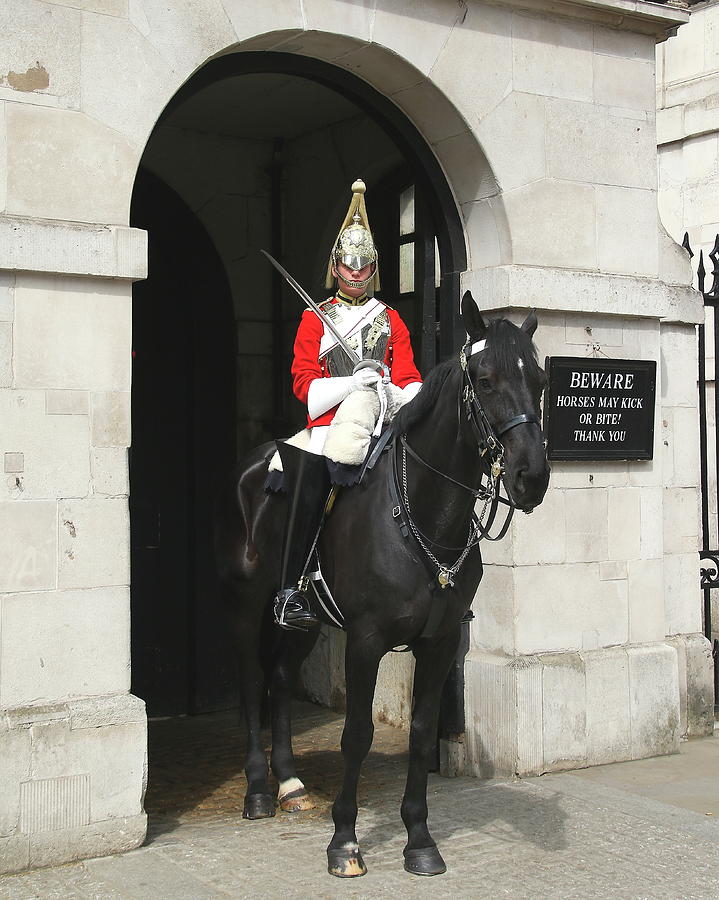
[325,179,380,292]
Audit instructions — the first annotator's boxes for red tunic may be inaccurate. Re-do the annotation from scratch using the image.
[291,299,422,428]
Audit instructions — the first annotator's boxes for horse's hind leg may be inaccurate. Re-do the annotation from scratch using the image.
[269,630,319,812]
[401,627,462,876]
[326,638,384,878]
[238,613,275,820]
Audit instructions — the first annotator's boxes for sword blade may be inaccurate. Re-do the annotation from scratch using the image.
[260,249,359,365]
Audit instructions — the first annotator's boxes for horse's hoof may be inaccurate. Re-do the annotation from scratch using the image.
[279,788,315,812]
[242,793,276,819]
[403,846,447,876]
[327,846,367,878]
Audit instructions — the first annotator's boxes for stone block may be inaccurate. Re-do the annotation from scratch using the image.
[30,716,146,822]
[91,391,130,448]
[372,0,462,76]
[0,833,29,876]
[430,2,512,130]
[0,273,13,322]
[391,78,469,145]
[627,642,680,759]
[664,552,702,636]
[80,13,176,146]
[546,98,656,190]
[594,23,655,62]
[566,488,608,563]
[13,274,131,391]
[68,693,145,730]
[0,390,90,501]
[608,487,641,561]
[58,498,130,589]
[303,0,373,42]
[6,104,138,225]
[471,563,515,655]
[338,41,424,95]
[660,324,700,407]
[627,558,665,643]
[0,101,5,214]
[599,560,627,581]
[666,406,700,489]
[27,813,146,872]
[373,651,414,730]
[502,180,597,270]
[656,105,684,147]
[0,219,147,281]
[661,11,706,84]
[639,486,663,559]
[594,54,654,112]
[663,487,700,555]
[0,322,10,387]
[512,487,566,566]
[0,587,130,706]
[564,316,624,348]
[132,0,237,85]
[0,724,31,836]
[514,563,628,654]
[464,650,544,778]
[46,391,89,416]
[433,131,498,204]
[91,447,129,497]
[684,132,719,181]
[549,460,628,490]
[512,12,593,102]
[665,633,714,739]
[0,0,81,108]
[583,646,631,765]
[476,92,546,194]
[540,652,587,770]
[222,0,302,43]
[596,186,658,277]
[459,199,502,269]
[0,501,56,593]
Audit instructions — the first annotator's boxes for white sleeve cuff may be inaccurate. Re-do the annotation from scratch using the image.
[401,381,422,401]
[307,376,354,420]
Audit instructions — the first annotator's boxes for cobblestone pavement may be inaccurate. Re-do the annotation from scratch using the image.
[1,703,718,900]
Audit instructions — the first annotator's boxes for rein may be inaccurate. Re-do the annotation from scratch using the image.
[393,337,541,590]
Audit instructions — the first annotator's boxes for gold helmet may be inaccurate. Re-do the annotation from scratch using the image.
[325,179,380,293]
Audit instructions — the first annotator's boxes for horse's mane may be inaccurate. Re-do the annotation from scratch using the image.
[393,317,542,434]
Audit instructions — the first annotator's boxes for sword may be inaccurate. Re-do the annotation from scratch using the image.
[260,249,365,369]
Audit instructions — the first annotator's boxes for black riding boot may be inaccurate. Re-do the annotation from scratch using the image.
[273,442,331,630]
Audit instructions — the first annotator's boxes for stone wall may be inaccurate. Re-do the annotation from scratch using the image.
[0,0,711,875]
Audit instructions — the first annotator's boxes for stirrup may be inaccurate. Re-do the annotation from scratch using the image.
[274,588,320,631]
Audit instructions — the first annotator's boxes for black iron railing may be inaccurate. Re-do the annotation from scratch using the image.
[684,232,719,710]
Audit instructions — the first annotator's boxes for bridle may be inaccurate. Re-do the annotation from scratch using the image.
[392,337,543,590]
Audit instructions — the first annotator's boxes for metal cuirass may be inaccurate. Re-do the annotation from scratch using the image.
[318,301,391,377]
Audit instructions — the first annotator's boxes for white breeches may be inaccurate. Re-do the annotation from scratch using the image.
[308,425,329,455]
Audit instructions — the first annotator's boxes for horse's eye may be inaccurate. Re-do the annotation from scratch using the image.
[476,377,492,392]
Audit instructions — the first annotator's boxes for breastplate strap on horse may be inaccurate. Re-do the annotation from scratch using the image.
[391,337,542,593]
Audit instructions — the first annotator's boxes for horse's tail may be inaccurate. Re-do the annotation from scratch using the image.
[214,446,275,585]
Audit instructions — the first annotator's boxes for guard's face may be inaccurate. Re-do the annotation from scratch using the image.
[333,262,375,298]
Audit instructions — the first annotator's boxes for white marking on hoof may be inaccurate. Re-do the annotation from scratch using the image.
[278,777,304,801]
[341,842,359,852]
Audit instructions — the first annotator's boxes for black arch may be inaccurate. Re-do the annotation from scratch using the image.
[157,50,467,357]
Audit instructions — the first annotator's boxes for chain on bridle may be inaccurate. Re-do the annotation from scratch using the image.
[394,337,542,590]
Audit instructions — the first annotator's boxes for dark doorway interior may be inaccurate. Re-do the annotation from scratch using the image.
[129,52,467,725]
[130,168,238,716]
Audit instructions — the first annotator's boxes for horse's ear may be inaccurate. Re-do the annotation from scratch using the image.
[461,291,487,342]
[521,309,538,339]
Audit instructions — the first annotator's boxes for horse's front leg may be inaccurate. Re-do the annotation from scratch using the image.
[327,637,384,878]
[401,626,462,876]
[269,630,319,812]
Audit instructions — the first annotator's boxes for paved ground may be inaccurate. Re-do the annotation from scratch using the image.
[1,703,718,899]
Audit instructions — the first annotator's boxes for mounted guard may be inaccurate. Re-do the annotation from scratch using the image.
[271,179,423,630]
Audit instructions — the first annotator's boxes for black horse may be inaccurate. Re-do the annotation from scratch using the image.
[215,292,550,877]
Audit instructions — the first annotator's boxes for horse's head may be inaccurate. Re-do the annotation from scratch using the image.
[460,291,550,513]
